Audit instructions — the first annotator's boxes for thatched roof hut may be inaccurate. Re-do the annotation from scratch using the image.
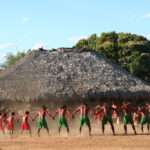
[0,48,150,102]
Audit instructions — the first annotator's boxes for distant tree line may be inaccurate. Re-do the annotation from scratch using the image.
[75,32,150,83]
[1,51,26,68]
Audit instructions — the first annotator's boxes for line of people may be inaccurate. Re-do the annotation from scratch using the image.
[0,102,150,137]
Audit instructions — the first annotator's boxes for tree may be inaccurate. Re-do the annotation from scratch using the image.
[75,32,150,83]
[2,52,26,68]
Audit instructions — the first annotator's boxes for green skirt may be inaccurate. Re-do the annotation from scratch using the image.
[37,118,48,128]
[80,116,90,127]
[123,114,132,125]
[59,117,68,128]
[102,115,113,125]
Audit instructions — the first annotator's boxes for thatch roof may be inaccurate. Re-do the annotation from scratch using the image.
[0,48,150,102]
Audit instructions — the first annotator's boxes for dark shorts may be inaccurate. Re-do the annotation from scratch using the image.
[123,114,133,125]
[80,116,90,127]
[37,118,48,129]
[102,115,113,125]
[59,117,68,128]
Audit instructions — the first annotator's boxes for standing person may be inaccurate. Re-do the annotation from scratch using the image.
[6,112,16,136]
[2,112,8,132]
[112,103,120,125]
[121,102,137,135]
[94,104,104,125]
[133,108,140,127]
[139,104,150,133]
[73,102,92,136]
[33,105,54,137]
[0,112,4,134]
[21,111,32,136]
[54,105,71,135]
[98,103,115,135]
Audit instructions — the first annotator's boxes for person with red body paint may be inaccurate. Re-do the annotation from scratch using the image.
[6,112,17,136]
[0,112,5,134]
[21,111,33,136]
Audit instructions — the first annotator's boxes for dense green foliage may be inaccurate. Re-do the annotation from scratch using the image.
[2,52,26,68]
[75,32,150,83]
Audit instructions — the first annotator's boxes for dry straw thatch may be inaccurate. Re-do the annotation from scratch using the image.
[0,48,150,102]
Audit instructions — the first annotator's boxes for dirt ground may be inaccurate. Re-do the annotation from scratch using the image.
[0,124,150,150]
[0,134,150,150]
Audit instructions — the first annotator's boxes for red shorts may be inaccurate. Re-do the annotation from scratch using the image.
[21,123,30,130]
[0,125,4,131]
[7,123,14,130]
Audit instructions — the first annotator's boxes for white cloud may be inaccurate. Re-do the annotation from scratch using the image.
[0,43,16,49]
[68,35,89,44]
[0,52,7,64]
[31,42,47,50]
[146,34,150,40]
[21,17,30,24]
[144,13,150,18]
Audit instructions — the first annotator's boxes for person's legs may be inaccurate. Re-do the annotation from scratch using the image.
[110,122,115,135]
[58,118,62,134]
[37,119,43,137]
[63,118,70,134]
[43,119,49,135]
[45,127,50,135]
[37,128,41,137]
[85,117,91,136]
[140,116,146,133]
[79,117,84,134]
[131,123,136,135]
[147,123,150,133]
[29,129,32,137]
[141,124,144,133]
[124,124,127,135]
[123,114,129,135]
[131,119,137,135]
[102,116,107,135]
[108,116,115,135]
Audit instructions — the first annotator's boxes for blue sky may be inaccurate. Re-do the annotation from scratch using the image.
[0,0,150,64]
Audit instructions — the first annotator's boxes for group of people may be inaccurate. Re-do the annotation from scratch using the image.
[0,102,150,137]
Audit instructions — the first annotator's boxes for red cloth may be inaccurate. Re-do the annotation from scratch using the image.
[7,117,14,130]
[21,122,30,130]
[21,115,30,130]
[0,117,4,130]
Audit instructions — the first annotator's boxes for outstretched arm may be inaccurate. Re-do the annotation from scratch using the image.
[53,109,59,119]
[47,110,55,120]
[32,112,38,121]
[66,109,73,119]
[72,107,80,117]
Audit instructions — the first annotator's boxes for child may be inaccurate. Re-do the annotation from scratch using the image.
[2,112,8,131]
[6,112,16,136]
[21,111,32,136]
[0,112,4,134]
